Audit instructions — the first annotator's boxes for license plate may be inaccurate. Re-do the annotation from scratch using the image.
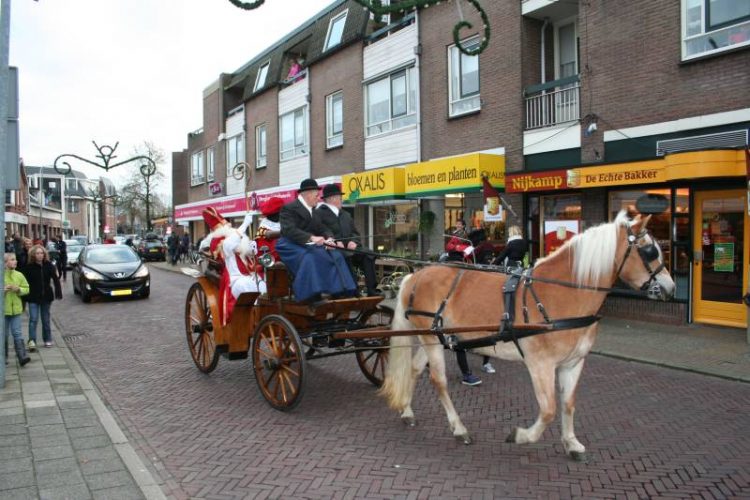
[150,249,159,253]
[111,289,132,296]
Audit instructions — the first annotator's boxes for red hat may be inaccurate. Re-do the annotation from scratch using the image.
[260,197,285,216]
[202,207,227,231]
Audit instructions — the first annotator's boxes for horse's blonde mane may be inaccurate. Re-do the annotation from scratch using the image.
[535,211,630,287]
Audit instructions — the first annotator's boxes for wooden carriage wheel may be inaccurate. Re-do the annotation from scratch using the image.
[252,315,306,411]
[184,282,220,373]
[355,305,394,387]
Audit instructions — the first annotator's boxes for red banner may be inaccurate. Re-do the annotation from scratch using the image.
[505,170,568,193]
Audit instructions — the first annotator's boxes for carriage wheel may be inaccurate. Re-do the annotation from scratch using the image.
[185,282,219,373]
[252,315,306,411]
[356,306,394,387]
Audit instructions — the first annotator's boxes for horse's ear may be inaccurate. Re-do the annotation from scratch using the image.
[630,214,652,233]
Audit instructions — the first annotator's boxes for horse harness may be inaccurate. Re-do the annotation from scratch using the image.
[402,224,664,358]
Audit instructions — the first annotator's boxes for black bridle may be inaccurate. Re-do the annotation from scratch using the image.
[614,225,666,298]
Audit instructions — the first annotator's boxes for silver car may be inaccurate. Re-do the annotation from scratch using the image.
[64,239,85,269]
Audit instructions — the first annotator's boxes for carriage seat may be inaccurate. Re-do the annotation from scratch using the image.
[200,251,223,288]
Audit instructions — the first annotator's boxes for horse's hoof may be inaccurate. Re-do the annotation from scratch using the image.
[505,429,517,443]
[401,416,416,427]
[568,451,589,463]
[455,433,472,445]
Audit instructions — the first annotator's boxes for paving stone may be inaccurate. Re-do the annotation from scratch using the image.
[32,444,75,461]
[23,400,57,409]
[0,406,24,417]
[26,413,64,426]
[34,457,79,475]
[67,425,106,439]
[0,424,27,436]
[71,435,114,450]
[55,395,86,403]
[91,485,144,500]
[27,424,66,436]
[22,392,55,402]
[79,458,127,476]
[84,470,136,491]
[61,408,97,420]
[0,433,29,446]
[26,406,62,417]
[0,399,22,409]
[0,457,33,474]
[30,432,71,448]
[0,486,37,500]
[75,446,120,463]
[36,468,85,489]
[0,413,25,424]
[63,417,99,429]
[38,483,92,500]
[22,381,53,394]
[0,470,35,490]
[1,445,31,459]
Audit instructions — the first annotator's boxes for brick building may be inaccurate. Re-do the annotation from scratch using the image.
[173,0,750,328]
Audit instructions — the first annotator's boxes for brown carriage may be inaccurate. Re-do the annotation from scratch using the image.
[184,256,393,411]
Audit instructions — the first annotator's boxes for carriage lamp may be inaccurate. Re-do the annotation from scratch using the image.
[227,0,490,56]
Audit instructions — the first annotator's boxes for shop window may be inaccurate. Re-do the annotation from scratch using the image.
[541,194,581,256]
[682,0,750,60]
[608,188,691,301]
[448,36,481,117]
[373,203,419,258]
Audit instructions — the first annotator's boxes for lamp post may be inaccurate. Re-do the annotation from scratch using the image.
[141,162,157,233]
[227,0,490,55]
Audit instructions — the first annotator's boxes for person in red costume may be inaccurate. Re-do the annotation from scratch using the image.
[255,197,284,266]
[199,207,266,325]
[445,219,474,262]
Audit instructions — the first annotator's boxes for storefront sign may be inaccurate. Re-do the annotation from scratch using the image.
[506,170,567,193]
[714,242,735,272]
[252,189,297,210]
[208,182,224,197]
[567,161,665,188]
[404,153,504,197]
[174,196,247,220]
[342,167,405,202]
[544,220,579,255]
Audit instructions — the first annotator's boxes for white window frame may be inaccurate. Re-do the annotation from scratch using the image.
[279,107,308,161]
[254,61,270,92]
[365,67,417,137]
[326,91,344,149]
[191,150,205,186]
[324,10,348,51]
[681,0,750,60]
[448,36,481,117]
[256,123,267,168]
[206,147,215,181]
[225,134,245,176]
[67,199,79,213]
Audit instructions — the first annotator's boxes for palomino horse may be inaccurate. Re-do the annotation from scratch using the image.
[380,212,675,460]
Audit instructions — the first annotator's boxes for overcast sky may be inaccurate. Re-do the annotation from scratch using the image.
[9,0,333,201]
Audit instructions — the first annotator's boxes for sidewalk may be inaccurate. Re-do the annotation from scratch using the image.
[0,318,165,500]
[151,260,750,382]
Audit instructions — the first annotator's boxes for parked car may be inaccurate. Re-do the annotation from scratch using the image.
[138,237,166,262]
[114,236,126,245]
[71,235,88,246]
[71,244,149,302]
[64,239,85,269]
[45,241,60,266]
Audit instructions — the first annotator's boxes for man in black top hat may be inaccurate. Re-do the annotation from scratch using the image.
[317,183,381,296]
[276,178,357,302]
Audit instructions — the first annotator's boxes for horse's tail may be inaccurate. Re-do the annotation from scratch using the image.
[379,273,415,412]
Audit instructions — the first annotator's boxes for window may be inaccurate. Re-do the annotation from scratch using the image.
[324,11,348,51]
[226,134,245,175]
[448,36,481,117]
[279,107,307,161]
[326,91,344,148]
[191,150,205,186]
[207,147,215,181]
[683,0,750,60]
[365,67,417,136]
[67,199,79,213]
[256,124,267,168]
[254,61,270,92]
[66,178,78,192]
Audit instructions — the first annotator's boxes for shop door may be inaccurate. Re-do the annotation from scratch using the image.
[693,190,748,328]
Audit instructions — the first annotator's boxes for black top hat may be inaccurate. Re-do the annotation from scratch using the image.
[298,178,319,193]
[322,183,343,199]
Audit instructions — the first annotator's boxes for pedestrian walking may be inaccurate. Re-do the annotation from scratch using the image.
[167,233,179,265]
[179,233,190,263]
[54,236,68,282]
[4,253,31,366]
[21,245,62,350]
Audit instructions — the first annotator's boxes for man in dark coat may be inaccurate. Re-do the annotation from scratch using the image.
[277,178,356,302]
[316,183,380,296]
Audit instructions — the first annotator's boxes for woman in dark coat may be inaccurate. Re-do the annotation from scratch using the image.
[492,225,528,267]
[22,244,62,349]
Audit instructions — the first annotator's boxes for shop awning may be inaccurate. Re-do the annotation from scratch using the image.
[403,153,505,197]
[506,149,747,192]
[343,167,405,203]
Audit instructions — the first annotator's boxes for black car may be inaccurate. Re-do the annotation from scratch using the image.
[138,238,166,261]
[71,244,150,302]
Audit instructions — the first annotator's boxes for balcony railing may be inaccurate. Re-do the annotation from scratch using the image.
[524,75,580,130]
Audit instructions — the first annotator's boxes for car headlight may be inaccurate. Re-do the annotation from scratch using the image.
[133,266,149,278]
[82,268,105,280]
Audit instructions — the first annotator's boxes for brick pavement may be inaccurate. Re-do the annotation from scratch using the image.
[41,265,750,499]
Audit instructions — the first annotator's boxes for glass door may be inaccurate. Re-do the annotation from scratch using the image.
[693,190,748,328]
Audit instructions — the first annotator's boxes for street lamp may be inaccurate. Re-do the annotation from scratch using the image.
[140,162,157,233]
[227,0,490,55]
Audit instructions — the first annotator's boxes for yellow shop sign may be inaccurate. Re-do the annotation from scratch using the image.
[567,160,665,188]
[404,153,505,196]
[342,167,405,202]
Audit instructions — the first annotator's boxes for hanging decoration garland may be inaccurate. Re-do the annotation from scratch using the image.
[227,0,490,56]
